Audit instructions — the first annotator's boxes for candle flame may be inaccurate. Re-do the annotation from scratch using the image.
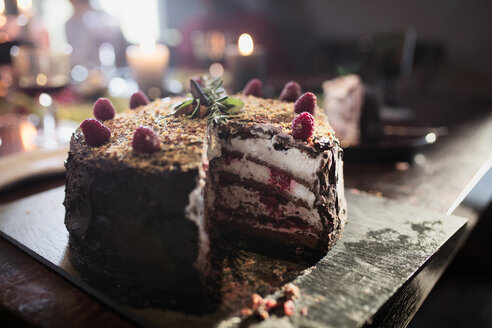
[17,0,32,11]
[238,33,254,56]
[20,120,37,151]
[36,74,47,86]
[140,39,156,55]
[0,1,5,15]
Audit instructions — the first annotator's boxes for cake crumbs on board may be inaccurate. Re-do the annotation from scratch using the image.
[239,282,304,321]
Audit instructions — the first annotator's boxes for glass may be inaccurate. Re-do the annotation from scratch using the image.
[10,46,71,149]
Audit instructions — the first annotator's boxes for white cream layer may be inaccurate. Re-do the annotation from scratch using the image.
[218,156,316,207]
[216,184,323,231]
[219,135,323,185]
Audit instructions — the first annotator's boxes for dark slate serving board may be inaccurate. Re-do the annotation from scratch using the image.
[0,187,467,328]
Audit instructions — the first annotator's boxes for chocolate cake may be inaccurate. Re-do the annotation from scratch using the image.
[64,82,346,311]
[322,74,365,147]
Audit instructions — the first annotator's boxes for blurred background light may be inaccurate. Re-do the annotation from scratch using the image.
[39,93,52,107]
[97,0,159,44]
[71,65,88,82]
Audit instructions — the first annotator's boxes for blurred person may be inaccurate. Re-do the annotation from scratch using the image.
[177,0,290,75]
[66,0,127,68]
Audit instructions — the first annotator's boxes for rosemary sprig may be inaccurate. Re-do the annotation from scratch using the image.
[188,98,200,119]
[170,77,244,124]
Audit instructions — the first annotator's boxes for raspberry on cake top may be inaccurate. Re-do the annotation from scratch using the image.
[75,92,337,173]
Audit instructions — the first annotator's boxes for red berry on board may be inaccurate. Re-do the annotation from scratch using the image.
[93,98,115,121]
[132,126,161,153]
[294,92,317,115]
[243,78,262,97]
[265,298,278,309]
[279,81,301,102]
[291,112,315,140]
[80,118,111,147]
[284,300,295,316]
[129,91,150,109]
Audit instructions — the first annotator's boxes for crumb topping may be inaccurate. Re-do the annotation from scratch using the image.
[73,95,337,172]
[232,95,333,136]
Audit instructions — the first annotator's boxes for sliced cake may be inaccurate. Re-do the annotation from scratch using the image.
[64,79,347,311]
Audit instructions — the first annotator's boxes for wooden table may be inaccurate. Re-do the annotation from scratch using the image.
[0,109,491,327]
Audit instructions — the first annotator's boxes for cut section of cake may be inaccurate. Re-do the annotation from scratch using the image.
[207,96,345,256]
[64,81,346,311]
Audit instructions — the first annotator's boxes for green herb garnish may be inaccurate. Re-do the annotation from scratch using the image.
[171,77,244,124]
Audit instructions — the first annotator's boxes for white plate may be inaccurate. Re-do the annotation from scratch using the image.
[0,146,68,190]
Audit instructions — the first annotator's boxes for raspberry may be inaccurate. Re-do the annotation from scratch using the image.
[279,81,301,102]
[132,126,161,153]
[243,78,262,97]
[269,168,292,190]
[265,298,278,310]
[291,112,315,140]
[294,92,317,115]
[80,118,111,147]
[283,300,295,316]
[129,91,149,109]
[93,98,115,121]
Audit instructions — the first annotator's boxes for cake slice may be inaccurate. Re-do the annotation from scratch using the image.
[208,96,346,256]
[322,74,365,147]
